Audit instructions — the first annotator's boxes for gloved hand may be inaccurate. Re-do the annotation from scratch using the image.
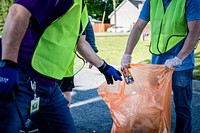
[98,61,122,84]
[121,54,132,66]
[0,60,19,96]
[164,56,182,69]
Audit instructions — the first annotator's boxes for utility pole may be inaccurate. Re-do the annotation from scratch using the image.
[113,0,116,32]
[101,0,108,32]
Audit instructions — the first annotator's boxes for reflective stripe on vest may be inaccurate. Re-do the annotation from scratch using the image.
[31,0,88,80]
[149,0,187,55]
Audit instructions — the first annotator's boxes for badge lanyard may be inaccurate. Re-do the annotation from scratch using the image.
[30,80,40,114]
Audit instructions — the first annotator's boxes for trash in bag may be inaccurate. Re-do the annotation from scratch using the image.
[97,64,174,133]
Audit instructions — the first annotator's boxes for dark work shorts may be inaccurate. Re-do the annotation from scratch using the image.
[57,76,74,92]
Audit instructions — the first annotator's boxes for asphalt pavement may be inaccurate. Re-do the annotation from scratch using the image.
[70,65,200,133]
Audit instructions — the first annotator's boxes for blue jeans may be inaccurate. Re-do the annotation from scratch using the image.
[172,69,193,133]
[0,68,76,133]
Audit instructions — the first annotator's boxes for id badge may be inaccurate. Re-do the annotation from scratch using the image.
[30,97,40,114]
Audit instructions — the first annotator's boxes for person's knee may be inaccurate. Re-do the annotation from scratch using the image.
[62,91,71,106]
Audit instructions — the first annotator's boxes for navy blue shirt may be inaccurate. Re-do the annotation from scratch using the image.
[139,0,200,71]
[86,19,98,53]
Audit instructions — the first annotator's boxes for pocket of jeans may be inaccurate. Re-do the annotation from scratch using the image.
[172,70,193,89]
[18,68,31,85]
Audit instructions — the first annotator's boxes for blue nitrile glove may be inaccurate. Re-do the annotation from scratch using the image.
[98,61,122,84]
[0,60,19,96]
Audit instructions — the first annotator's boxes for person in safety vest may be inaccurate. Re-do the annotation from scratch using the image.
[59,18,99,107]
[20,18,98,133]
[0,0,122,133]
[121,0,200,132]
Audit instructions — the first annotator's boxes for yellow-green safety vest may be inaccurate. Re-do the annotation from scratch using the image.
[31,0,88,80]
[150,0,187,55]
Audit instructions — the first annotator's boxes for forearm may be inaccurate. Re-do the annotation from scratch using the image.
[177,32,199,60]
[124,28,142,55]
[124,19,148,54]
[77,36,103,68]
[1,4,31,63]
[177,20,200,61]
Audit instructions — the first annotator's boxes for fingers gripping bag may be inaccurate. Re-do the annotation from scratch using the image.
[97,64,174,133]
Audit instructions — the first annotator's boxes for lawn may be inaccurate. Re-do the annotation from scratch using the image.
[95,33,200,80]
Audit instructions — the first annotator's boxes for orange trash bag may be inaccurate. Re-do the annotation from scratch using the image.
[97,64,174,133]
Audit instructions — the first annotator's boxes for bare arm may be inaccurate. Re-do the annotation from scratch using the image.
[77,35,122,84]
[76,35,104,68]
[177,20,200,61]
[124,19,148,54]
[2,4,31,63]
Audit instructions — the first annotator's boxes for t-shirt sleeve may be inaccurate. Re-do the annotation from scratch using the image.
[82,30,86,35]
[139,0,150,22]
[15,0,57,23]
[186,0,200,22]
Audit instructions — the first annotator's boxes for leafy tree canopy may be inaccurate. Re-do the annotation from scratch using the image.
[86,0,123,23]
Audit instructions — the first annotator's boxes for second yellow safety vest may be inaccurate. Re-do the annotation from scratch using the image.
[150,0,187,55]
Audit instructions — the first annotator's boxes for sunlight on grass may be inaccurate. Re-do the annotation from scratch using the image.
[95,34,200,80]
[96,35,151,65]
[194,41,200,80]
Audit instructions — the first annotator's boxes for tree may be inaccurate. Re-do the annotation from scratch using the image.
[86,0,123,23]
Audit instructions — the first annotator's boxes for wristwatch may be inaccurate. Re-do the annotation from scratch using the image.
[0,60,17,69]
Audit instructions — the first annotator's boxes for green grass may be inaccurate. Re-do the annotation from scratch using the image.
[194,41,200,80]
[95,34,200,80]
